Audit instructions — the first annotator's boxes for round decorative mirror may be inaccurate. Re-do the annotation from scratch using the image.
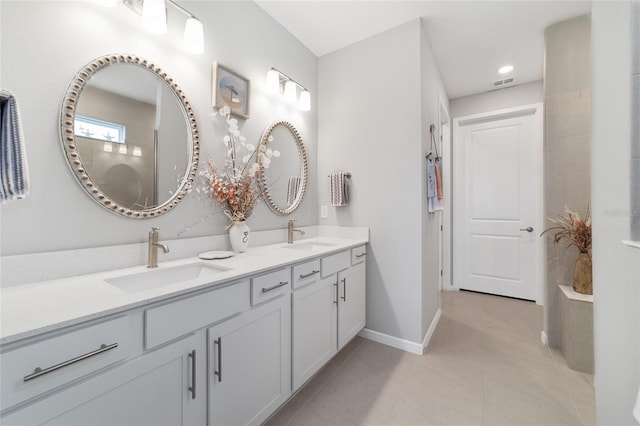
[60,54,199,218]
[258,120,308,215]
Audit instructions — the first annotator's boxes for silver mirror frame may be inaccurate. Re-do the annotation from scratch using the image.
[59,54,199,218]
[258,120,308,216]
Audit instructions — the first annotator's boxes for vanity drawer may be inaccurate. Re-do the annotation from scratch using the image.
[0,315,135,411]
[145,280,249,350]
[351,246,367,265]
[292,259,321,290]
[321,250,350,277]
[251,267,291,305]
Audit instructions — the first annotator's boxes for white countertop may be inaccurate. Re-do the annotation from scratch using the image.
[0,235,368,346]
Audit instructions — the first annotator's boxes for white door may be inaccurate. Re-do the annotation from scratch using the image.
[454,104,542,301]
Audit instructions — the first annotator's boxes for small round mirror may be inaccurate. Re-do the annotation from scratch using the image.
[60,54,199,218]
[258,120,308,215]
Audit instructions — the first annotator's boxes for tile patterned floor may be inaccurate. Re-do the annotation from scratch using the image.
[265,290,596,426]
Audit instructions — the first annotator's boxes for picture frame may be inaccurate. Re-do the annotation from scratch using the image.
[212,62,250,119]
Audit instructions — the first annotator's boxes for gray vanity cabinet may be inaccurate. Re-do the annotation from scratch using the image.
[1,331,206,426]
[337,261,366,349]
[292,246,367,392]
[208,267,292,426]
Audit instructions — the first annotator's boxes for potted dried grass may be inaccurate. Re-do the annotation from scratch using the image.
[541,204,593,295]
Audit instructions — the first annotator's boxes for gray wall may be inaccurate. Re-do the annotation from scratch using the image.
[542,14,592,349]
[318,19,447,345]
[0,1,318,257]
[449,80,543,118]
[591,2,640,423]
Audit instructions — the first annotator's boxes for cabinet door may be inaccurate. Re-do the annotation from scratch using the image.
[338,262,366,349]
[208,294,291,426]
[2,333,206,426]
[292,275,338,391]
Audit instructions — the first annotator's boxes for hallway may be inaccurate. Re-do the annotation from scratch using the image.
[266,290,595,425]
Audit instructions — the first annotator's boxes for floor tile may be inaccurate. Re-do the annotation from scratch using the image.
[273,290,595,426]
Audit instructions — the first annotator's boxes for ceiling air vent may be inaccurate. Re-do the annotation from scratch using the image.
[492,77,515,87]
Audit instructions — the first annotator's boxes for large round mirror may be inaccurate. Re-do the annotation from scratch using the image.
[60,54,199,218]
[258,121,308,215]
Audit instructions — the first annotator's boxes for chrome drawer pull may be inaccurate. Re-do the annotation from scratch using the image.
[24,342,118,382]
[214,337,222,383]
[333,281,339,305]
[188,350,197,399]
[355,253,366,258]
[341,278,347,302]
[299,270,320,279]
[261,281,288,293]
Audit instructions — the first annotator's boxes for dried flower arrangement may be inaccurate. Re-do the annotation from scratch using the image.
[204,106,279,224]
[541,204,592,254]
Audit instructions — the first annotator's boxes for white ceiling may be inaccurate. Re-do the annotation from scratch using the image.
[254,1,592,99]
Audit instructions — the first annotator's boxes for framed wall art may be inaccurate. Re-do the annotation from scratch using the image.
[212,62,250,119]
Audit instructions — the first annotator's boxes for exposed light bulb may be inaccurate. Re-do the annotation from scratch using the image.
[143,0,167,34]
[498,65,514,74]
[184,17,204,54]
[266,69,280,94]
[284,80,297,104]
[299,90,311,111]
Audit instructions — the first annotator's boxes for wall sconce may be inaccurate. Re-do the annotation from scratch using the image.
[120,0,204,54]
[133,145,142,157]
[266,67,311,111]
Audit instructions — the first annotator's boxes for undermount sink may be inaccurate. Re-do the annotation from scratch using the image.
[285,241,336,252]
[106,262,231,293]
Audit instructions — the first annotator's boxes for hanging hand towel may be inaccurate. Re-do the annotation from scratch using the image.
[330,172,349,207]
[0,90,30,204]
[426,151,436,199]
[286,176,301,206]
[435,157,443,201]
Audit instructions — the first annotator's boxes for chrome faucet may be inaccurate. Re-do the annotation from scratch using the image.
[287,220,305,244]
[148,227,169,268]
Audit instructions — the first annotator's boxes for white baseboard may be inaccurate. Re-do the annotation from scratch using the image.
[358,309,442,356]
[541,330,548,346]
[359,329,424,355]
[422,308,442,350]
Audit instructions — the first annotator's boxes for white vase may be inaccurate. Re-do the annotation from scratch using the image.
[229,221,250,253]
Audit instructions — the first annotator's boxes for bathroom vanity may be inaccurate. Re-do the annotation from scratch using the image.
[0,235,367,425]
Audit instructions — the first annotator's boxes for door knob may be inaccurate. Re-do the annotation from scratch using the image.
[520,227,534,233]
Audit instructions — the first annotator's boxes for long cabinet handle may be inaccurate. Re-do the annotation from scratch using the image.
[261,281,288,293]
[23,342,118,382]
[341,278,347,302]
[333,280,339,305]
[355,253,366,258]
[214,337,222,383]
[299,270,320,279]
[188,350,197,399]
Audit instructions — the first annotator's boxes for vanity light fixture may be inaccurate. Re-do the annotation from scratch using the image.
[142,0,167,34]
[119,144,128,155]
[122,0,204,54]
[133,145,142,157]
[266,67,311,111]
[103,142,113,152]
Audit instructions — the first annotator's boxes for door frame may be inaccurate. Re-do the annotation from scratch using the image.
[452,103,544,305]
[439,97,452,291]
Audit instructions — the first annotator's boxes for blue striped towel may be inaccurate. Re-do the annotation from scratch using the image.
[0,90,30,203]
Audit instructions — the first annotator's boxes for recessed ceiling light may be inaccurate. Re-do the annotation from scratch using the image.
[499,65,514,74]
